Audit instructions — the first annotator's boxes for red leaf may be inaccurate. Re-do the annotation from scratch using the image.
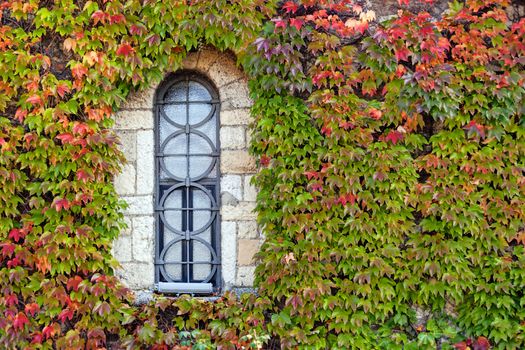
[91,10,107,25]
[57,133,74,144]
[109,14,125,24]
[76,169,89,182]
[26,95,42,105]
[58,308,74,322]
[71,63,88,79]
[15,108,28,122]
[129,24,144,35]
[42,324,57,339]
[116,43,134,56]
[1,243,15,257]
[25,303,40,316]
[273,18,287,30]
[56,83,70,98]
[13,312,29,330]
[290,18,304,31]
[8,228,23,242]
[369,108,382,120]
[54,198,70,212]
[385,130,404,145]
[283,1,298,14]
[395,46,411,62]
[5,294,18,307]
[31,333,43,344]
[67,276,83,291]
[398,0,410,5]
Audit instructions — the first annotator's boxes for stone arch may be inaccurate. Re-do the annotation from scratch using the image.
[112,47,261,292]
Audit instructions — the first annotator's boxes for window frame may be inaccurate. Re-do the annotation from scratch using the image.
[153,71,221,294]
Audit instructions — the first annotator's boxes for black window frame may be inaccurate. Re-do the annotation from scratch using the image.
[154,71,221,295]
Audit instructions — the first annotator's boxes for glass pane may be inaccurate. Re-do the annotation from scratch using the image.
[163,228,178,246]
[165,83,186,102]
[192,188,213,231]
[189,156,213,178]
[164,241,182,281]
[195,118,217,145]
[188,81,211,101]
[188,104,212,125]
[163,134,187,155]
[159,116,179,144]
[192,240,212,281]
[162,104,186,125]
[163,188,184,230]
[189,133,212,154]
[163,157,187,178]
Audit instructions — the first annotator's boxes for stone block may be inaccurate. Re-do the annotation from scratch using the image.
[221,221,237,286]
[132,216,155,262]
[112,235,132,263]
[208,51,243,87]
[221,79,252,109]
[220,126,245,149]
[120,216,132,236]
[243,175,257,202]
[196,47,219,72]
[122,196,154,216]
[221,175,242,201]
[221,150,256,174]
[121,86,156,110]
[221,108,252,126]
[116,131,137,162]
[115,262,154,290]
[182,51,199,70]
[236,266,255,286]
[237,239,260,266]
[114,164,136,195]
[245,127,252,148]
[222,201,257,221]
[237,221,258,239]
[114,110,154,130]
[136,130,155,195]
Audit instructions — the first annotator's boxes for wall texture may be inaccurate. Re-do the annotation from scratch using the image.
[112,48,262,292]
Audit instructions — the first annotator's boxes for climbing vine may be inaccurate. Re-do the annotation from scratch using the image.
[0,0,523,349]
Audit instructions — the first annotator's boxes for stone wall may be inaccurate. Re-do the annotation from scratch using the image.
[112,48,262,292]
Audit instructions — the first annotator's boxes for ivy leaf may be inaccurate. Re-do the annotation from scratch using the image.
[116,43,135,56]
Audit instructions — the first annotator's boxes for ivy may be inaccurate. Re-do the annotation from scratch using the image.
[0,0,524,349]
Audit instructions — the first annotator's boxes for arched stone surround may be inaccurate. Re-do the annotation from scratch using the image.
[112,47,261,292]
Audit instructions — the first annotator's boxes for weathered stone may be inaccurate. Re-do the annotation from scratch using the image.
[221,175,242,200]
[220,126,245,149]
[196,47,219,72]
[369,0,449,20]
[236,266,255,286]
[245,127,252,148]
[221,221,237,286]
[182,51,199,70]
[221,79,252,109]
[114,110,154,130]
[243,175,257,202]
[221,108,251,126]
[136,130,154,195]
[121,87,156,110]
[237,221,258,239]
[221,150,256,174]
[115,262,154,290]
[132,216,155,262]
[222,202,257,221]
[237,239,259,266]
[112,235,132,262]
[208,51,243,87]
[116,131,137,162]
[114,163,136,195]
[122,196,154,216]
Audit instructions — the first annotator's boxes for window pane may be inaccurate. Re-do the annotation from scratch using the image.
[162,104,186,125]
[188,81,211,101]
[165,83,186,102]
[188,104,212,124]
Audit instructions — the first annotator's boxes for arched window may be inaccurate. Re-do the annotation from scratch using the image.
[154,72,220,294]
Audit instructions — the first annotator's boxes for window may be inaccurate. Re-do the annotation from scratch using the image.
[154,72,220,294]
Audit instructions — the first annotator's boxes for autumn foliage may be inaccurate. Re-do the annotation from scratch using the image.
[0,0,524,349]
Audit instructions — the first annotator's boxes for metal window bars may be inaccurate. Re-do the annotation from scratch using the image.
[154,72,221,294]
